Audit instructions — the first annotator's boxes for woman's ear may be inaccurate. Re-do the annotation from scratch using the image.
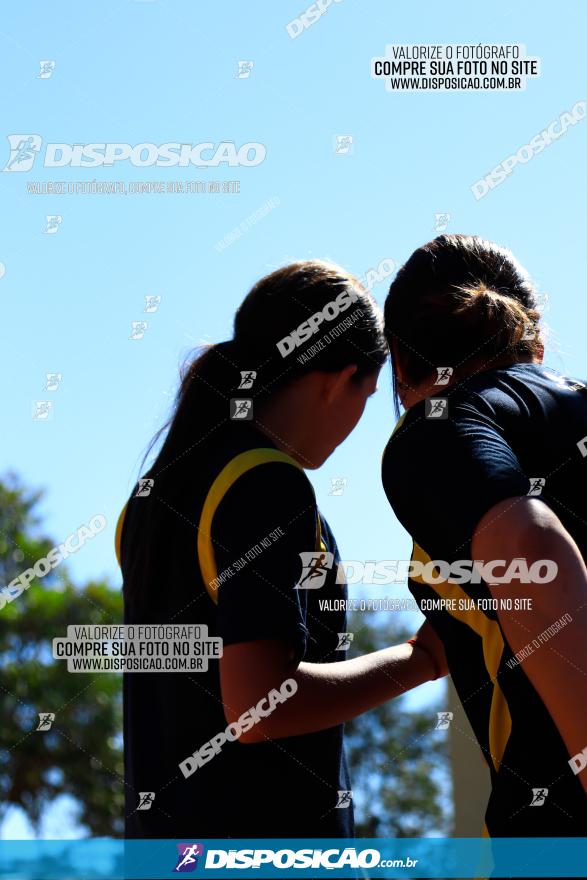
[322,364,358,404]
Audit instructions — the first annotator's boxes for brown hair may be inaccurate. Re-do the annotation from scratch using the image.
[149,259,387,470]
[384,234,543,409]
[126,260,387,598]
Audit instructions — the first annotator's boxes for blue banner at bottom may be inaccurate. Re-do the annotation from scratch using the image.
[0,837,586,879]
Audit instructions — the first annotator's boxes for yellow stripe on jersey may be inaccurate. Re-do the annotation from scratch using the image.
[115,502,128,567]
[197,448,311,604]
[393,412,408,431]
[114,450,322,602]
[411,542,512,776]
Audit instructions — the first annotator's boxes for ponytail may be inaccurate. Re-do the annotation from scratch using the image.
[123,260,387,599]
[453,282,541,359]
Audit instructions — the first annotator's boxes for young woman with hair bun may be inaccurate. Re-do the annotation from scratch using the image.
[382,234,587,839]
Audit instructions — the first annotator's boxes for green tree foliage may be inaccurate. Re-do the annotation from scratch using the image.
[0,474,124,836]
[345,613,453,837]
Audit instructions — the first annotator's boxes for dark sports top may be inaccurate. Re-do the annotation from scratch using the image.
[117,422,353,839]
[382,363,587,837]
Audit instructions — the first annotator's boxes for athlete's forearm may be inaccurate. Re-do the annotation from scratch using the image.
[474,497,587,796]
[223,637,438,743]
[279,642,436,736]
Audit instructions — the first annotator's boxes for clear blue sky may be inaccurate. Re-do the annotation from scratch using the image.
[0,0,585,837]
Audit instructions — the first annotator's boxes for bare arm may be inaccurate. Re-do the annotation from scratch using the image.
[220,620,447,743]
[472,496,587,795]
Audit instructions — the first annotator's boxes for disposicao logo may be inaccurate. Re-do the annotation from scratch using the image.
[3,135,266,171]
[174,843,204,872]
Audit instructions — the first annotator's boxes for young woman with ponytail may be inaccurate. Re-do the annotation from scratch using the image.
[117,260,446,840]
[382,234,587,838]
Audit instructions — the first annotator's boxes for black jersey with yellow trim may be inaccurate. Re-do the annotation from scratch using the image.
[118,422,353,839]
[382,363,587,837]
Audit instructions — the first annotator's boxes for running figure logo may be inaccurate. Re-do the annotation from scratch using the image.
[527,477,546,497]
[135,478,154,497]
[3,135,42,172]
[425,398,448,420]
[335,790,353,809]
[433,212,451,233]
[230,398,253,420]
[295,551,334,590]
[336,633,354,651]
[435,711,453,730]
[32,401,53,420]
[144,295,162,313]
[530,788,549,806]
[235,61,254,79]
[44,373,62,391]
[329,477,347,496]
[174,843,204,872]
[36,712,55,731]
[238,371,257,390]
[38,61,56,79]
[434,367,453,386]
[130,321,148,340]
[44,215,62,235]
[334,135,354,155]
[137,792,155,811]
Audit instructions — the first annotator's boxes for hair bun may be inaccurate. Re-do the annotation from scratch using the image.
[454,281,538,351]
[463,281,506,301]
